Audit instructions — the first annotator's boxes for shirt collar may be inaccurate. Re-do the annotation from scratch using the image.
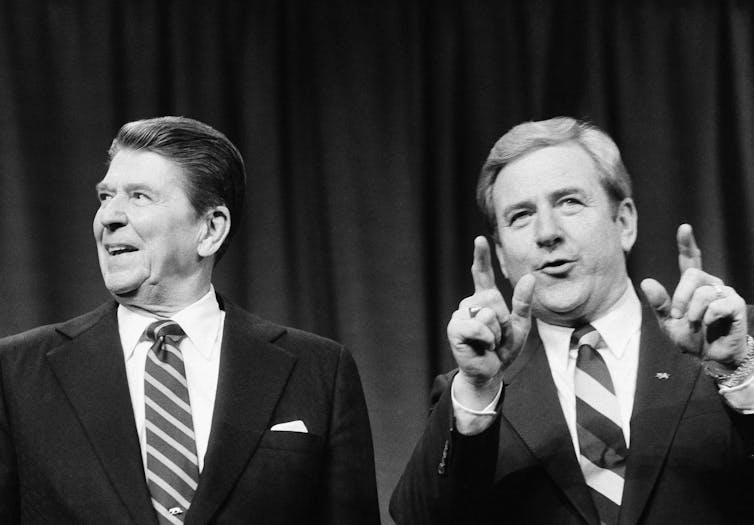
[119,285,223,362]
[537,279,642,368]
[590,281,642,359]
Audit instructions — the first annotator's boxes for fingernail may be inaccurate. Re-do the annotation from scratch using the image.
[671,308,682,319]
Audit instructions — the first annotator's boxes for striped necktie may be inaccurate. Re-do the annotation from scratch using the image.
[144,320,199,524]
[572,324,628,525]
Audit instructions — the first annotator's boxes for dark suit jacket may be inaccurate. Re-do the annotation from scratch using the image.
[0,295,380,524]
[391,299,754,524]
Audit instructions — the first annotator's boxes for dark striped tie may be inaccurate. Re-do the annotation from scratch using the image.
[572,324,628,525]
[144,320,199,524]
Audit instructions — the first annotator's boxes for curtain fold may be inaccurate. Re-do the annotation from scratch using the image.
[1,1,752,521]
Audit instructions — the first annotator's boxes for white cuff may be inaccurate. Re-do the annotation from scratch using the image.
[719,371,754,414]
[451,377,503,435]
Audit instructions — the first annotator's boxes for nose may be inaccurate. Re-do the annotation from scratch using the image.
[534,207,562,248]
[97,195,128,232]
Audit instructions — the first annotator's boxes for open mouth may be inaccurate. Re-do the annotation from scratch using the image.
[106,244,138,256]
[538,259,575,275]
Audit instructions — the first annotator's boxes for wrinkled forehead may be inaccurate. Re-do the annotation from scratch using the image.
[98,149,188,191]
[491,143,604,206]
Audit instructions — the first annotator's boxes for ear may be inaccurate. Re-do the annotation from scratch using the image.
[615,197,638,253]
[494,240,509,279]
[197,205,231,258]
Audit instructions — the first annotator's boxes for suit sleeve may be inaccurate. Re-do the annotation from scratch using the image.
[390,373,500,525]
[0,351,20,522]
[320,346,380,524]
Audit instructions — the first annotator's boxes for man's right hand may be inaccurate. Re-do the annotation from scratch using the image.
[447,236,534,409]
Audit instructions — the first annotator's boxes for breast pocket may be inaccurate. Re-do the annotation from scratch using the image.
[257,429,325,454]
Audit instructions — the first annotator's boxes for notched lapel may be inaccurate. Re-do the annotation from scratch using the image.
[499,326,600,525]
[186,302,296,525]
[619,301,700,525]
[46,303,157,525]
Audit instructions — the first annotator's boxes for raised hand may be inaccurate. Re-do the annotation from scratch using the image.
[640,224,748,368]
[448,236,534,408]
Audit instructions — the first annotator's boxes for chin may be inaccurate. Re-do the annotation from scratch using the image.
[105,287,139,301]
[103,275,142,297]
[533,291,587,323]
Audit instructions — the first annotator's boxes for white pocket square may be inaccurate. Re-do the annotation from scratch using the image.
[270,420,308,433]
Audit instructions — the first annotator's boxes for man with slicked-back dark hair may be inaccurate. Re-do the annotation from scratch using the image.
[0,116,379,524]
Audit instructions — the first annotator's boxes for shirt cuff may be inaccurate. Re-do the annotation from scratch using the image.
[719,371,754,414]
[451,377,503,435]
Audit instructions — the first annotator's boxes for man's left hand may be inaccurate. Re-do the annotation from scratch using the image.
[641,224,749,369]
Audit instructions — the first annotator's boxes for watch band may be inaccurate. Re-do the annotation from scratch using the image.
[704,335,754,388]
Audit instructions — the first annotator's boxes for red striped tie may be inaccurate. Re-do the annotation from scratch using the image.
[572,324,628,525]
[144,320,199,524]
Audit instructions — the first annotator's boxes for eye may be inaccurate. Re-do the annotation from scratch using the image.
[558,197,584,213]
[97,192,113,203]
[508,209,534,227]
[132,191,151,202]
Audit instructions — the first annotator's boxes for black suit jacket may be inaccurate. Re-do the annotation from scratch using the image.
[391,300,754,524]
[0,296,380,524]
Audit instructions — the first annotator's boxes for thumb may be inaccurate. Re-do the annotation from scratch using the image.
[640,278,671,320]
[510,274,535,337]
[498,273,535,368]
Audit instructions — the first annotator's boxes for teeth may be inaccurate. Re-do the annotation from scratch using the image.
[107,245,135,255]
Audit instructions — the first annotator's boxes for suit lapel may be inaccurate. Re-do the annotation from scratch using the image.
[185,300,297,525]
[499,324,600,525]
[618,300,700,525]
[46,303,157,525]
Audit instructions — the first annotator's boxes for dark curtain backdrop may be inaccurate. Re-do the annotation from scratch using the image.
[1,1,753,521]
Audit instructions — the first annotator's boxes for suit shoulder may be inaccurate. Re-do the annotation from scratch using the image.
[264,322,346,370]
[276,325,343,352]
[0,323,61,351]
[222,296,344,356]
[0,302,115,355]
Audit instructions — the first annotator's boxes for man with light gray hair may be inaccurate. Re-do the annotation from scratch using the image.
[391,117,754,524]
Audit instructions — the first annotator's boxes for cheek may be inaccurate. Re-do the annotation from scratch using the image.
[498,242,533,276]
[92,212,103,236]
[500,230,532,256]
[150,229,197,266]
[580,225,626,271]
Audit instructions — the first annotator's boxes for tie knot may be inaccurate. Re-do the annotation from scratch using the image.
[570,324,603,351]
[145,320,185,343]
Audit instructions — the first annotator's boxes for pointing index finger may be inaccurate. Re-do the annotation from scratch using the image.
[471,236,497,292]
[677,223,702,273]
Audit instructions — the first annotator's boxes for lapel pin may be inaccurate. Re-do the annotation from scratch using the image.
[655,372,670,380]
[168,507,183,516]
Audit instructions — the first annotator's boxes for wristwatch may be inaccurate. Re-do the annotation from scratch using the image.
[704,335,754,388]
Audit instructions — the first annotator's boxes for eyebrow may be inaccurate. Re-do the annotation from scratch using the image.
[94,182,155,193]
[501,186,586,216]
[550,187,585,201]
[501,198,534,219]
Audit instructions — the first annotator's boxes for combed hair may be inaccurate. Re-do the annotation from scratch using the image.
[107,116,246,261]
[476,117,632,243]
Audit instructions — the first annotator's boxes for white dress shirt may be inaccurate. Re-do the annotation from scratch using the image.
[118,286,225,473]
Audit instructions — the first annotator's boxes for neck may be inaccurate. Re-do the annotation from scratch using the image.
[115,283,212,318]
